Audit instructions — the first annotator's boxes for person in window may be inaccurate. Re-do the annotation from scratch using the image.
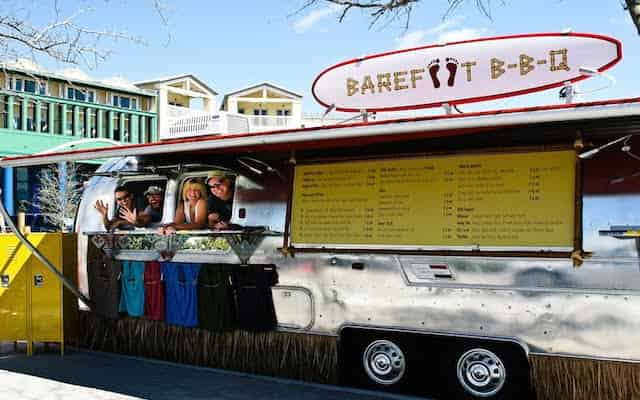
[134,185,164,227]
[206,171,235,230]
[158,179,208,235]
[94,185,138,231]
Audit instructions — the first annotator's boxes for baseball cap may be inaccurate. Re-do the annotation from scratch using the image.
[144,185,163,196]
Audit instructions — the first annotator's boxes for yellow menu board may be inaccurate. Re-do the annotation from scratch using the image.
[291,150,576,249]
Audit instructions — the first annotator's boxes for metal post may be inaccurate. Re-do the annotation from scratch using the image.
[2,166,13,215]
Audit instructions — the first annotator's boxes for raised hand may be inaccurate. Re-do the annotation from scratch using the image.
[119,206,137,225]
[94,200,109,217]
[213,221,229,230]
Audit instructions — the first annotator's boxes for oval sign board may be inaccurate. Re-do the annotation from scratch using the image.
[312,32,622,112]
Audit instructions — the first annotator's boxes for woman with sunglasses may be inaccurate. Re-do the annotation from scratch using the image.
[158,179,208,235]
[206,171,234,230]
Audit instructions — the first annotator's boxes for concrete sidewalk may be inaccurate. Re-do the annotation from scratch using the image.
[0,349,422,400]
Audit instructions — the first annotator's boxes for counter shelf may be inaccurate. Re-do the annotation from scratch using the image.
[85,228,281,264]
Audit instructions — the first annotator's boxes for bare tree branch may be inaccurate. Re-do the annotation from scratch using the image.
[33,162,84,232]
[0,0,171,69]
[295,0,499,30]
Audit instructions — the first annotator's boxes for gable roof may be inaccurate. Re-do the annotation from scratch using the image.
[221,82,302,109]
[134,74,218,96]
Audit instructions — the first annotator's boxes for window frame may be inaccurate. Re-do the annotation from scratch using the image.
[66,86,96,103]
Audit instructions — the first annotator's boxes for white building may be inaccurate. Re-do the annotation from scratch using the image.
[135,75,218,139]
[220,82,302,131]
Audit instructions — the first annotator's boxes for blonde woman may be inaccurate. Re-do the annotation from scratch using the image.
[158,179,208,235]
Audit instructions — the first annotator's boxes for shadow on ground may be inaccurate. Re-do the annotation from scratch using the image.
[0,347,422,400]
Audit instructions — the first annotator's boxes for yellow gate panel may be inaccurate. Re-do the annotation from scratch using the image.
[0,233,78,355]
[0,235,29,341]
[30,235,62,343]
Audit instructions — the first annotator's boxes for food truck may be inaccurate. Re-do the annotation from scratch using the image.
[1,33,638,400]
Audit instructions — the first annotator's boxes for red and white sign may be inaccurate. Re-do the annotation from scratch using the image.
[312,32,622,112]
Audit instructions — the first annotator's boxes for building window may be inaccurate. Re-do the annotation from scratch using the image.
[26,100,36,131]
[24,80,36,94]
[78,108,86,137]
[88,109,97,138]
[113,113,120,141]
[111,94,137,109]
[53,104,62,134]
[0,95,7,129]
[40,102,49,132]
[123,114,131,142]
[8,77,45,95]
[67,87,95,103]
[65,107,73,134]
[13,101,21,129]
[142,116,152,143]
[253,109,267,116]
[16,167,30,210]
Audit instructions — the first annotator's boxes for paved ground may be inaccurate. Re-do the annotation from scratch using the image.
[0,347,423,400]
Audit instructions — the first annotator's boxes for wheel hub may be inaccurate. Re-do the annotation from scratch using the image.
[457,348,506,397]
[363,340,405,385]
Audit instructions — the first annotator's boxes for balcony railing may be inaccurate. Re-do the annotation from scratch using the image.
[248,115,296,130]
[164,112,250,139]
[167,104,210,121]
[0,90,157,144]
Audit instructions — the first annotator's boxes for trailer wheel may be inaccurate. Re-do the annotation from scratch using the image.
[362,339,406,385]
[456,348,506,397]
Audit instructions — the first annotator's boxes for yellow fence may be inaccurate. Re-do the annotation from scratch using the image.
[0,233,77,355]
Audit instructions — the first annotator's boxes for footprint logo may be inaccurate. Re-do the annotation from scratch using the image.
[428,59,441,88]
[446,57,458,87]
[428,57,459,89]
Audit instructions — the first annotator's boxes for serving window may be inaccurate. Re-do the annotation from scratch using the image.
[290,149,577,253]
[118,178,167,222]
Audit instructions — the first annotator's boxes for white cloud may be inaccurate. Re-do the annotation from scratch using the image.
[436,28,489,44]
[293,5,340,33]
[395,16,476,49]
[426,16,466,35]
[395,30,428,49]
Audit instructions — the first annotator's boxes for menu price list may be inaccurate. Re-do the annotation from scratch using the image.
[291,151,575,248]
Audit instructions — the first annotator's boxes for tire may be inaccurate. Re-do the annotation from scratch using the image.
[362,339,407,386]
[440,340,534,400]
[339,328,534,400]
[338,329,421,395]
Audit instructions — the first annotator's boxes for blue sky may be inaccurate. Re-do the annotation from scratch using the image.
[31,0,640,115]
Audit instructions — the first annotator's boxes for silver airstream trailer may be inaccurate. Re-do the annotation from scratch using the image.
[3,96,640,400]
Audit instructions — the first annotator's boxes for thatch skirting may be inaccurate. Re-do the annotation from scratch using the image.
[530,354,640,400]
[78,311,338,384]
[79,312,640,399]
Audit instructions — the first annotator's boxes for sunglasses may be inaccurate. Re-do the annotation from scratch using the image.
[208,180,226,189]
